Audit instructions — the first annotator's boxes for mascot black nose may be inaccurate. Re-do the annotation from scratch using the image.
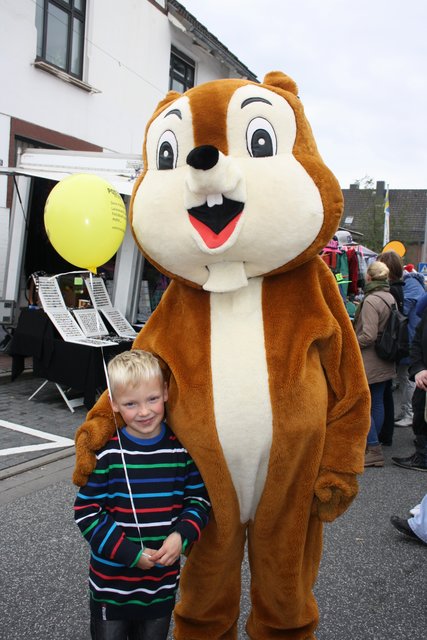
[186,145,219,171]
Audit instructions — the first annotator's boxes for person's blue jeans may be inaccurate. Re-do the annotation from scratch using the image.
[368,382,386,445]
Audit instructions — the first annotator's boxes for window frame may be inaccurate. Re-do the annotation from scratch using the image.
[169,46,195,93]
[36,0,86,80]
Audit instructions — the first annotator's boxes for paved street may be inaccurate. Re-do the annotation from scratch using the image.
[0,363,426,639]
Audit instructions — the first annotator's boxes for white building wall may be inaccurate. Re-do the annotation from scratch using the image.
[0,114,11,296]
[0,0,241,156]
[0,0,254,319]
[0,0,169,153]
[0,114,10,207]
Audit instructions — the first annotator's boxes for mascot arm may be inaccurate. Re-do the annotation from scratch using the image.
[73,389,118,487]
[312,267,371,522]
[72,328,166,487]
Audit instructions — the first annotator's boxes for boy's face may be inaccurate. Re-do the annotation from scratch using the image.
[111,376,168,440]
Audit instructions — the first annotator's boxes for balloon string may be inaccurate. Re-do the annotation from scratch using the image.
[88,271,105,339]
[91,276,144,553]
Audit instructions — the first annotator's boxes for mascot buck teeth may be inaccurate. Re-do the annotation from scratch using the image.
[74,72,370,639]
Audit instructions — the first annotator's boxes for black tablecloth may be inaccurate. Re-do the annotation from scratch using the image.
[9,309,131,409]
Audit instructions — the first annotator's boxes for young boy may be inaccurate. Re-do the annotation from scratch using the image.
[74,350,211,640]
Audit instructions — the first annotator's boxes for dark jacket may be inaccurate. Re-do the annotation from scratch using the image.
[416,292,427,318]
[398,272,426,365]
[409,308,427,379]
[408,308,427,432]
[403,272,425,343]
[390,280,405,312]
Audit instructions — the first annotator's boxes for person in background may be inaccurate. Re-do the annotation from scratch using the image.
[376,251,404,446]
[354,261,396,467]
[377,251,404,311]
[415,289,427,318]
[390,493,427,544]
[392,306,427,471]
[392,264,425,427]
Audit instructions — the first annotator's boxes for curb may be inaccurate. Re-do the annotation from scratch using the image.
[0,446,76,481]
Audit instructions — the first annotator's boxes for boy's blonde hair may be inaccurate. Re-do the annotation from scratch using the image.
[367,261,389,281]
[107,350,163,395]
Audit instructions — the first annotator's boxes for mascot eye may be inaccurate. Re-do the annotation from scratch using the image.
[157,130,178,170]
[246,117,277,158]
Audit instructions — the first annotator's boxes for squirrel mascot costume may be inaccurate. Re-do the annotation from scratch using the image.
[73,72,370,639]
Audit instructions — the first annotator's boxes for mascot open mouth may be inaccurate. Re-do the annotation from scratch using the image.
[188,196,244,249]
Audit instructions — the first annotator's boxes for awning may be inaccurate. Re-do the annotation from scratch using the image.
[0,149,143,196]
[0,166,137,196]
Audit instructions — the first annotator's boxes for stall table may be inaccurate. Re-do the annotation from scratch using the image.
[9,309,132,409]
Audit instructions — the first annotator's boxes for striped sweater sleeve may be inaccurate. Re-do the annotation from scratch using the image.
[73,451,142,568]
[174,453,211,551]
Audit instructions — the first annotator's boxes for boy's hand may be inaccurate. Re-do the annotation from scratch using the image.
[136,547,156,570]
[150,532,182,566]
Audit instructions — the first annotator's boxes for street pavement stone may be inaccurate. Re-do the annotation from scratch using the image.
[0,369,87,474]
[0,447,425,640]
[1,359,426,639]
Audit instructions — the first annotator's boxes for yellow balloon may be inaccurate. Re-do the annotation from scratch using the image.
[44,174,127,272]
[382,240,406,257]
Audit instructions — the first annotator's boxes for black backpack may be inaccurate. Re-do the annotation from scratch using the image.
[374,298,409,363]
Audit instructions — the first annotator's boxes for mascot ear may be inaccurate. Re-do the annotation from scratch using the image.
[155,90,181,112]
[262,71,298,96]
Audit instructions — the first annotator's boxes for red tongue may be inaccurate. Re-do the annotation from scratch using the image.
[189,214,242,249]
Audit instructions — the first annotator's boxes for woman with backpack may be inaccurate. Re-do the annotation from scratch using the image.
[354,261,396,467]
[376,250,405,445]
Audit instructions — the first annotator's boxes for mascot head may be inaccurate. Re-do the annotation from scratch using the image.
[130,72,343,293]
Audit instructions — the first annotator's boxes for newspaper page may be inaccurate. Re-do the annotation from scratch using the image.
[72,309,109,337]
[37,276,67,310]
[100,308,137,339]
[85,277,137,339]
[84,276,113,309]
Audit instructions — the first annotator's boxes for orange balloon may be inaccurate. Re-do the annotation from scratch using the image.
[382,240,406,257]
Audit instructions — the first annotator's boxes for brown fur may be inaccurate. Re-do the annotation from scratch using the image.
[73,73,370,638]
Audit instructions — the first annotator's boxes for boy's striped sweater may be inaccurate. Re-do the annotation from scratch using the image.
[74,423,210,620]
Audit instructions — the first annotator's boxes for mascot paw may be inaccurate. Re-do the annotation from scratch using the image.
[72,415,118,486]
[72,448,96,487]
[312,470,359,522]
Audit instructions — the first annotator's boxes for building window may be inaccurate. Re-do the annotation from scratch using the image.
[169,47,195,93]
[36,0,86,79]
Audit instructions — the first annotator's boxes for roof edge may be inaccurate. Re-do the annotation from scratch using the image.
[167,0,258,81]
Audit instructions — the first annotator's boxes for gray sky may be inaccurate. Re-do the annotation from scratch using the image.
[180,0,427,189]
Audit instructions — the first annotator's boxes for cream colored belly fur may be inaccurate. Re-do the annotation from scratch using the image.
[210,277,273,523]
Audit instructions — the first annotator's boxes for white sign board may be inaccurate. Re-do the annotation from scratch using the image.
[37,277,115,346]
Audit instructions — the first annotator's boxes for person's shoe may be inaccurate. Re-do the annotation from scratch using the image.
[394,416,413,427]
[365,445,384,467]
[392,452,427,471]
[390,516,420,541]
[409,504,421,517]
